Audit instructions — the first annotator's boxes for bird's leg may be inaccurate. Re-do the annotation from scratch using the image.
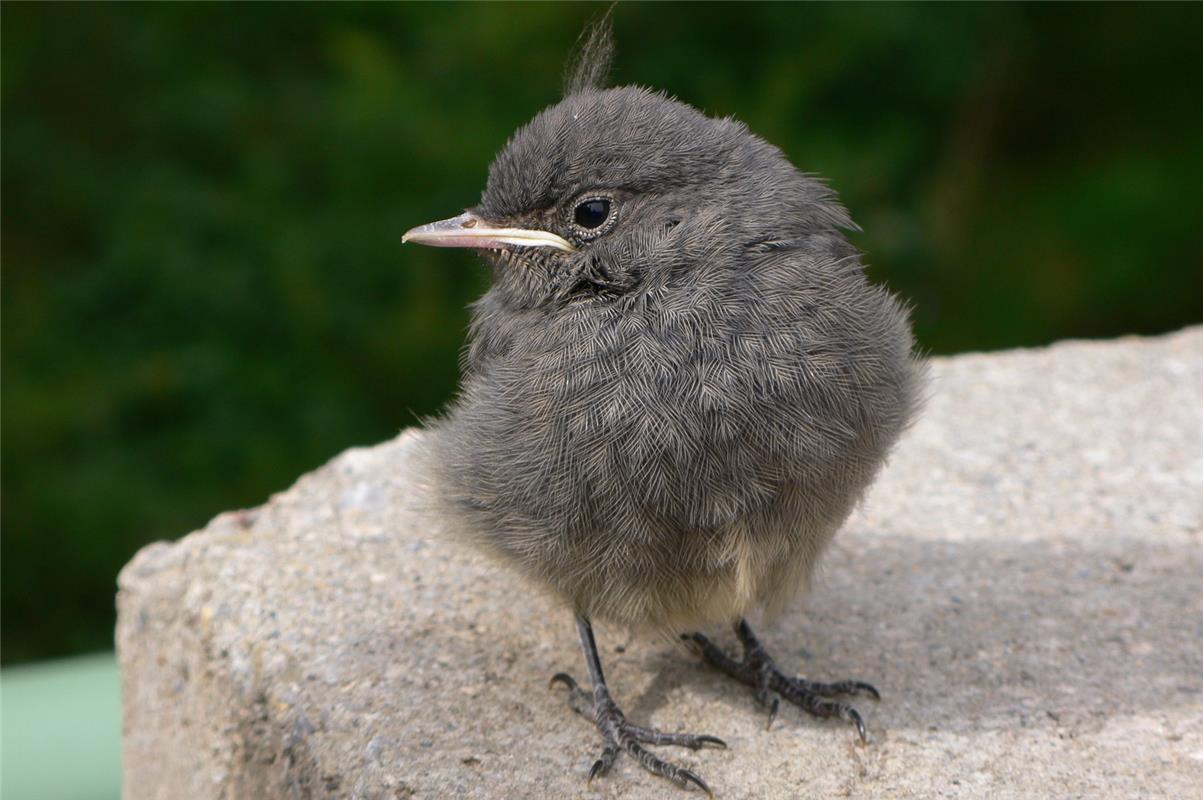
[550,615,725,796]
[687,618,879,742]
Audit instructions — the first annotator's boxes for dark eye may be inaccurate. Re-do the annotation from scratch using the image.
[574,198,610,230]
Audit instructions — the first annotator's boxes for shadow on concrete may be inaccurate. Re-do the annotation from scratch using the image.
[614,534,1202,736]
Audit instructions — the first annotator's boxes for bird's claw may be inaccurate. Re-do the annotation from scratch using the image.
[693,735,727,749]
[553,671,720,794]
[549,672,577,691]
[691,624,878,743]
[761,693,780,731]
[852,681,882,701]
[587,742,619,783]
[550,671,595,717]
[679,767,715,798]
[847,706,868,744]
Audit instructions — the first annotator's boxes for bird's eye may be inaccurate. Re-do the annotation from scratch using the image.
[573,198,610,230]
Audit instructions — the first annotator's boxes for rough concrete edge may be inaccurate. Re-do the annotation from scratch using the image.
[934,326,1200,359]
[116,509,326,799]
[118,537,227,799]
[116,433,421,799]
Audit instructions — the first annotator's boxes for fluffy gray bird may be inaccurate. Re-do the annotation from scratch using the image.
[404,24,922,795]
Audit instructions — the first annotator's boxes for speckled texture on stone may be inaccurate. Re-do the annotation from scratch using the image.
[117,328,1203,800]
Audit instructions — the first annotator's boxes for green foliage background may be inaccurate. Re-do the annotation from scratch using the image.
[3,3,1200,664]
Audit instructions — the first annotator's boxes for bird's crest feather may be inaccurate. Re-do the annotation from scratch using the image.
[564,10,615,96]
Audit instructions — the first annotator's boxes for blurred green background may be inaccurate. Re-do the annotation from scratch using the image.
[3,2,1202,672]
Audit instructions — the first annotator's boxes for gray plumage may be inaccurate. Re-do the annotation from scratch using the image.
[425,74,919,633]
[407,24,923,792]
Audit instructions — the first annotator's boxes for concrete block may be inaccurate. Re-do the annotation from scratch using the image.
[117,328,1203,798]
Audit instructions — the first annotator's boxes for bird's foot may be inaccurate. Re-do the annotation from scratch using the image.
[550,672,725,796]
[686,619,879,742]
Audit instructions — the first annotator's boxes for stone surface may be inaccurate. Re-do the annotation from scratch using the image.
[117,328,1203,800]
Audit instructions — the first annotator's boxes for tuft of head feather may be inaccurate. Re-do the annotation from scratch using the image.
[563,11,615,96]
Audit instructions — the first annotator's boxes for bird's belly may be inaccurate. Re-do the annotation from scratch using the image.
[553,396,870,619]
[555,479,858,632]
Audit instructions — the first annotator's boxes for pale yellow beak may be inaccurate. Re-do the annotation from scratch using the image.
[402,211,575,253]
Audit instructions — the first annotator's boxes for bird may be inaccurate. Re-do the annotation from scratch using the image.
[403,19,922,796]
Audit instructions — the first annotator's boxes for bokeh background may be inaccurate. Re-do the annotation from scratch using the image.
[4,2,1202,672]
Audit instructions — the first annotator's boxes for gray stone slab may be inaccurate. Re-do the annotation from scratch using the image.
[117,328,1203,799]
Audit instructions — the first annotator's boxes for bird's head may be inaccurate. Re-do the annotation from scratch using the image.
[403,24,854,310]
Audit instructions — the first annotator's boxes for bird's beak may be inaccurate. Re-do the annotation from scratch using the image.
[402,211,576,253]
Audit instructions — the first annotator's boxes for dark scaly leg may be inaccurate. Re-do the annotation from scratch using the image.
[551,615,725,795]
[687,618,879,741]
